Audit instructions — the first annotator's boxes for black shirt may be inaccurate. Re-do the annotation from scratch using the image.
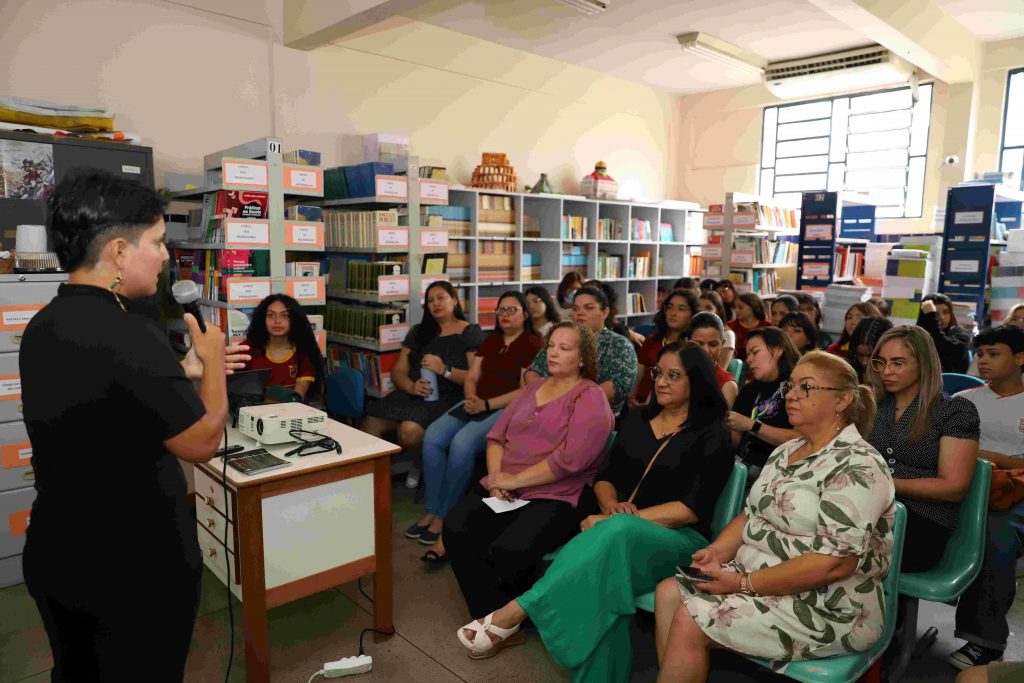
[917,311,971,374]
[867,393,979,530]
[598,410,733,539]
[20,284,206,591]
[733,378,791,468]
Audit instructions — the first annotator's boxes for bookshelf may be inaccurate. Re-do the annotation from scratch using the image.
[796,192,876,289]
[445,188,704,327]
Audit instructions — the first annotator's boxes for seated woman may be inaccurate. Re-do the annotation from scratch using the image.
[697,290,735,370]
[556,271,584,319]
[525,285,561,337]
[726,327,800,481]
[456,342,733,679]
[726,292,770,363]
[655,351,896,681]
[865,325,979,572]
[524,286,637,415]
[243,294,324,400]
[794,292,833,350]
[412,291,543,560]
[917,293,972,374]
[361,281,484,488]
[779,310,819,355]
[847,316,893,383]
[584,279,645,347]
[714,280,737,322]
[827,302,881,356]
[631,288,698,408]
[685,312,739,408]
[769,294,799,327]
[444,323,614,629]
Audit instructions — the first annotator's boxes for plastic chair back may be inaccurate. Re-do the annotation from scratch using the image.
[898,458,991,602]
[727,358,744,384]
[710,461,747,538]
[941,372,984,395]
[634,323,655,338]
[326,367,365,421]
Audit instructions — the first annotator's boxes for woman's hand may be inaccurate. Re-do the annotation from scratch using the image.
[411,379,433,397]
[487,471,518,492]
[691,545,729,571]
[693,563,743,596]
[488,487,515,502]
[607,501,639,516]
[580,514,609,531]
[463,396,485,414]
[921,299,936,314]
[726,411,755,433]
[629,329,646,346]
[421,354,446,374]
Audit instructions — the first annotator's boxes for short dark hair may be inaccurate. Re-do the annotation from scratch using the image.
[643,341,727,427]
[773,295,799,314]
[48,169,166,272]
[699,278,718,292]
[975,324,1024,355]
[686,311,725,339]
[673,277,698,290]
[578,283,615,327]
[779,311,818,352]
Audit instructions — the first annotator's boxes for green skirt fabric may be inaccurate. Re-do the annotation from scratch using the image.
[518,514,708,683]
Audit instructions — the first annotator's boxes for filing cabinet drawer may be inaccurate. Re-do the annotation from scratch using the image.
[0,279,62,353]
[196,492,236,553]
[196,522,237,583]
[194,466,235,522]
[0,421,32,493]
[0,354,21,423]
[0,487,35,558]
[0,553,24,588]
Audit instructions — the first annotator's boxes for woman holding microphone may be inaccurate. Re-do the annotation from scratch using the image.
[20,170,240,682]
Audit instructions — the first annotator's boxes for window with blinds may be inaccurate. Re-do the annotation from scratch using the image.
[999,68,1024,191]
[758,83,933,218]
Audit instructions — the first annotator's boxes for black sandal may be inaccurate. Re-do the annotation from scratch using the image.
[420,550,448,566]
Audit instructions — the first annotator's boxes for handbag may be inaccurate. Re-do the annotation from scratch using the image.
[627,429,681,504]
[989,466,1024,511]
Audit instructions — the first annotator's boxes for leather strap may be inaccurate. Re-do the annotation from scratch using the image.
[627,430,678,504]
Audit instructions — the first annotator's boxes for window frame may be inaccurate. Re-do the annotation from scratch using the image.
[999,67,1024,191]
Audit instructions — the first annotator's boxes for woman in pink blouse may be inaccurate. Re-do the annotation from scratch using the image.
[444,322,614,651]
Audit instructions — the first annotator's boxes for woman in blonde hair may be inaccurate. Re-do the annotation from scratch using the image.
[865,325,979,573]
[655,351,896,681]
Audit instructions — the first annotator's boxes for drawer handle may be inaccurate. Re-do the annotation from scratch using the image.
[22,470,34,481]
[206,518,216,528]
[205,495,216,506]
[208,547,218,559]
[11,333,22,346]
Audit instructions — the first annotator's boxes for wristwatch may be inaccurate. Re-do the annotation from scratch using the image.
[751,420,763,435]
[443,365,453,379]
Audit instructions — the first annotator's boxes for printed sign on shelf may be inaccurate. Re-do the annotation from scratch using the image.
[377,227,409,247]
[0,441,31,469]
[734,213,756,227]
[803,262,831,278]
[420,229,449,249]
[731,251,755,267]
[0,305,43,332]
[9,509,30,536]
[954,211,985,225]
[420,180,449,204]
[805,224,834,240]
[950,260,980,274]
[283,165,323,193]
[703,245,723,259]
[223,159,268,188]
[224,219,270,247]
[226,278,272,303]
[378,276,410,298]
[287,277,325,302]
[285,221,325,249]
[0,375,20,401]
[375,176,407,200]
[379,324,410,347]
[704,214,724,227]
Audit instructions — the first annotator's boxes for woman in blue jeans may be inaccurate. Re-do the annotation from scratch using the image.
[408,290,544,563]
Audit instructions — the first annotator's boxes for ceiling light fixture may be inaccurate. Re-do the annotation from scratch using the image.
[556,0,609,16]
[676,32,766,76]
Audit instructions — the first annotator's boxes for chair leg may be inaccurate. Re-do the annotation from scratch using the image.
[883,595,919,682]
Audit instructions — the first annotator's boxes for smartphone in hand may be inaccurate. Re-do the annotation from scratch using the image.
[676,565,714,582]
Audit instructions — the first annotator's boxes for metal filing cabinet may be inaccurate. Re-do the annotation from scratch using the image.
[0,274,64,587]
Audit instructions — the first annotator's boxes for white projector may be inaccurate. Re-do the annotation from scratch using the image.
[237,403,328,444]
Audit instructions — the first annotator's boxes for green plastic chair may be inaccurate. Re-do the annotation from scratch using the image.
[885,459,992,680]
[634,460,748,612]
[727,358,744,384]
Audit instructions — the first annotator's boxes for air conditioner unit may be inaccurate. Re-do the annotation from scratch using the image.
[556,0,609,16]
[763,46,914,100]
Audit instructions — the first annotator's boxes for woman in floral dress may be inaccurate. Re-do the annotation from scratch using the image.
[654,351,896,681]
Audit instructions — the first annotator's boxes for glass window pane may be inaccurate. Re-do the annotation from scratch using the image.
[762,107,778,168]
[775,155,829,174]
[777,118,831,141]
[845,168,907,189]
[828,163,845,191]
[759,168,775,198]
[850,88,912,115]
[848,129,911,152]
[1005,72,1024,148]
[861,188,906,206]
[776,173,827,192]
[773,192,803,206]
[847,149,909,170]
[830,98,849,162]
[905,156,926,218]
[1001,147,1024,191]
[777,137,830,157]
[778,101,832,124]
[909,83,933,156]
[876,205,906,218]
[848,109,913,134]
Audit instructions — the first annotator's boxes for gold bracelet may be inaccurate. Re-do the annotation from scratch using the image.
[747,572,760,597]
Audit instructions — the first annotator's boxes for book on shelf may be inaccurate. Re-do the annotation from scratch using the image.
[732,236,799,266]
[324,209,400,249]
[689,254,704,277]
[596,218,623,240]
[285,205,324,222]
[325,302,406,340]
[521,252,542,281]
[658,223,674,243]
[327,347,398,396]
[171,248,270,302]
[424,206,471,235]
[733,201,800,230]
[282,149,321,166]
[523,214,541,238]
[478,241,514,281]
[200,191,270,243]
[596,251,622,279]
[478,296,499,328]
[478,195,515,236]
[628,292,648,315]
[561,215,588,240]
[628,251,653,278]
[285,261,321,278]
[631,218,653,241]
[561,243,589,277]
[833,245,863,281]
[729,268,780,296]
[447,240,470,282]
[343,260,405,294]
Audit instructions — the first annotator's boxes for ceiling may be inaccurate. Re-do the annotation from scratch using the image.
[385,0,1024,94]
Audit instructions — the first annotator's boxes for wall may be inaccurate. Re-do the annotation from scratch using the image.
[0,0,676,200]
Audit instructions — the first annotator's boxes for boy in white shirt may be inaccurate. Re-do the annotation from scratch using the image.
[949,325,1024,669]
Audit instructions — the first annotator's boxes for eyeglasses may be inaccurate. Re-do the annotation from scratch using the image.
[496,306,521,316]
[781,380,843,399]
[870,358,910,373]
[650,367,684,384]
[283,429,342,458]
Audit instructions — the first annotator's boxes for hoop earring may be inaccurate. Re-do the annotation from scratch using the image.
[109,272,127,313]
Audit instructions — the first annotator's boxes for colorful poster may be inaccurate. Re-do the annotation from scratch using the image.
[1,140,55,199]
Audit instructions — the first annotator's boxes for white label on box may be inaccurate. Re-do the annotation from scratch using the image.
[806,224,833,240]
[121,164,141,175]
[420,229,449,248]
[289,224,318,245]
[380,324,409,345]
[2,310,37,327]
[954,211,985,225]
[704,245,723,259]
[704,214,724,227]
[950,259,980,273]
[225,220,269,245]
[377,228,409,247]
[288,169,318,189]
[804,263,831,277]
[375,176,407,199]
[420,180,448,203]
[734,213,756,226]
[0,378,21,397]
[224,161,268,187]
[228,279,272,302]
[17,446,31,462]
[291,280,320,300]
[378,276,410,297]
[731,251,755,266]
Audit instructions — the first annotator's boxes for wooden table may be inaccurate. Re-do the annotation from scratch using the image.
[193,419,399,683]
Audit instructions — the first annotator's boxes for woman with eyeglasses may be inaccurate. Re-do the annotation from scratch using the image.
[243,294,325,401]
[865,325,979,572]
[827,302,881,357]
[655,351,896,681]
[411,291,543,563]
[726,328,801,481]
[630,288,698,408]
[917,293,972,374]
[697,290,736,370]
[726,292,770,363]
[456,342,733,678]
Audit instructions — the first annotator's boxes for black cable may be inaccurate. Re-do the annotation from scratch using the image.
[355,577,393,655]
[221,424,234,683]
[283,428,341,458]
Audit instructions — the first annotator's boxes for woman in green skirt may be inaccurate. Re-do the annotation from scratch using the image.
[456,342,735,682]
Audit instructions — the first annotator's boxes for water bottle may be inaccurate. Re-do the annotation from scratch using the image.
[420,368,440,402]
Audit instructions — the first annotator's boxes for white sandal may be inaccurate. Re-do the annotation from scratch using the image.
[456,612,526,659]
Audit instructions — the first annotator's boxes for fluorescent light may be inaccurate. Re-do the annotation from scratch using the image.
[676,32,766,76]
[556,0,609,16]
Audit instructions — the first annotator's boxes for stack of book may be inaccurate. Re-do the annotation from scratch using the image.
[478,195,515,236]
[478,241,514,281]
[627,292,648,315]
[597,218,623,240]
[447,240,471,282]
[327,348,398,397]
[734,202,800,229]
[284,261,320,277]
[345,260,404,294]
[171,248,271,302]
[991,230,1024,324]
[631,218,653,241]
[833,245,863,281]
[324,209,400,249]
[195,191,269,243]
[523,215,541,238]
[562,215,589,239]
[521,252,542,281]
[823,284,872,333]
[325,303,406,341]
[423,206,471,236]
[285,205,323,222]
[478,296,499,328]
[561,243,589,277]
[689,252,704,277]
[596,251,622,279]
[729,269,778,296]
[628,251,653,278]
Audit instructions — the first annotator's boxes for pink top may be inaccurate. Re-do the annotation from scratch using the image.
[483,378,614,507]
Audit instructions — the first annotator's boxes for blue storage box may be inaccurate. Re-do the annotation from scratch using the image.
[344,162,394,198]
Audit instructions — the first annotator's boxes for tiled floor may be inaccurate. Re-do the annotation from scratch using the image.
[1,484,1020,682]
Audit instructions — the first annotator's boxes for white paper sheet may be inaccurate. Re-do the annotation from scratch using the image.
[482,496,532,514]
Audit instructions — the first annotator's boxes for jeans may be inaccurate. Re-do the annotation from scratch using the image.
[422,402,503,518]
[954,509,1022,650]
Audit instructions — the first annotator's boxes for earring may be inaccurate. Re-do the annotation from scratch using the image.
[109,272,127,313]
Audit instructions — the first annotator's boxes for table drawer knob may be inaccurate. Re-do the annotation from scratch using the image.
[208,547,218,559]
[206,518,216,528]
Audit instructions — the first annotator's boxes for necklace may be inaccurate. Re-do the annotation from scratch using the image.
[654,412,681,439]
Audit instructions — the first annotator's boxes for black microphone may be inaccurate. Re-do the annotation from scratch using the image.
[171,280,207,333]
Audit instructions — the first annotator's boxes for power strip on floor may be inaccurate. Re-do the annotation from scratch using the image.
[323,655,373,677]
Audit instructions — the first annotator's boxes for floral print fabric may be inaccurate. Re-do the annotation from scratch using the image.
[677,424,896,669]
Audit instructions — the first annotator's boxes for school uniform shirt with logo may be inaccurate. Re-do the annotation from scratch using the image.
[245,343,317,389]
[955,384,1024,459]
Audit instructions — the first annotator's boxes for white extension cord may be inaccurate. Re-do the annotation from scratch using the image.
[308,655,373,681]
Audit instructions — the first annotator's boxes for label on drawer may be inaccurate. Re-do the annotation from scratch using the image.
[287,278,325,302]
[420,229,449,248]
[0,305,43,331]
[377,228,409,247]
[1,442,31,469]
[9,509,30,536]
[284,166,323,193]
[0,375,20,400]
[420,180,448,204]
[285,221,324,248]
[378,276,409,298]
[379,324,410,346]
[224,219,270,247]
[223,160,268,188]
[226,278,272,303]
